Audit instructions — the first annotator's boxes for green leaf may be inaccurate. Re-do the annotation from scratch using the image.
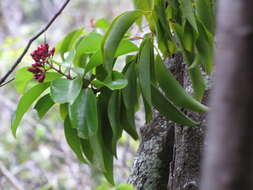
[11,83,50,137]
[120,101,138,140]
[95,18,110,31]
[76,32,103,56]
[85,50,103,73]
[182,21,195,52]
[155,55,208,112]
[85,40,138,73]
[59,103,68,120]
[64,115,88,163]
[189,66,206,101]
[122,64,139,139]
[80,138,94,163]
[151,84,198,126]
[115,39,139,57]
[69,89,98,138]
[92,71,128,90]
[196,0,215,34]
[178,0,198,32]
[56,28,84,60]
[138,38,152,121]
[44,72,62,82]
[14,67,33,94]
[34,94,55,118]
[102,10,143,75]
[108,91,122,157]
[50,77,83,104]
[196,21,214,75]
[116,184,134,190]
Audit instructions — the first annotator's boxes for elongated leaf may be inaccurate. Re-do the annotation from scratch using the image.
[196,21,214,75]
[189,66,206,101]
[122,64,139,138]
[50,77,83,104]
[64,115,88,163]
[178,0,198,32]
[11,83,50,137]
[85,40,138,73]
[76,32,103,56]
[59,103,68,120]
[151,84,198,126]
[80,138,94,163]
[102,10,142,75]
[138,38,153,121]
[108,91,122,157]
[56,28,84,59]
[44,72,62,82]
[14,67,33,94]
[92,71,128,90]
[115,39,139,57]
[95,18,110,31]
[155,55,208,112]
[196,0,215,34]
[69,89,98,138]
[34,94,55,118]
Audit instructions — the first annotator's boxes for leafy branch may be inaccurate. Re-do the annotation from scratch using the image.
[0,0,71,87]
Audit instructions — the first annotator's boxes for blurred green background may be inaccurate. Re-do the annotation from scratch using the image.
[0,0,140,189]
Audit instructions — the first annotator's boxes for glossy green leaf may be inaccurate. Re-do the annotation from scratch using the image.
[92,71,128,90]
[14,67,33,94]
[11,82,50,137]
[85,40,138,73]
[76,32,103,56]
[80,138,94,163]
[196,21,214,75]
[56,28,84,59]
[102,10,142,75]
[115,39,139,57]
[122,63,139,138]
[50,77,83,104]
[95,18,110,31]
[151,84,198,126]
[189,66,206,101]
[44,72,62,82]
[138,38,152,121]
[155,55,208,112]
[85,50,103,73]
[69,89,98,138]
[196,0,215,34]
[178,0,198,32]
[116,184,134,190]
[97,90,115,183]
[34,94,55,118]
[108,91,122,157]
[183,21,194,52]
[64,115,88,163]
[120,102,138,140]
[59,103,68,120]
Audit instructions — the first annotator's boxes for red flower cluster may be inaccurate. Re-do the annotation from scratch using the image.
[28,44,55,83]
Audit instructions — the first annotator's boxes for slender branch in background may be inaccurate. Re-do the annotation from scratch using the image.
[0,78,15,87]
[0,162,24,190]
[0,0,71,87]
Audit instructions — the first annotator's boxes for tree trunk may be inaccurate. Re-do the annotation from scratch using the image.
[129,55,208,190]
[128,113,174,190]
[201,1,253,189]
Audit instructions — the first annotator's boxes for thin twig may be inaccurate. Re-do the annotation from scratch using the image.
[0,78,15,87]
[0,162,24,190]
[0,0,71,86]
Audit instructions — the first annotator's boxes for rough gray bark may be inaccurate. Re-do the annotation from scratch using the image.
[201,1,253,190]
[128,113,174,190]
[128,55,208,190]
[168,93,208,190]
